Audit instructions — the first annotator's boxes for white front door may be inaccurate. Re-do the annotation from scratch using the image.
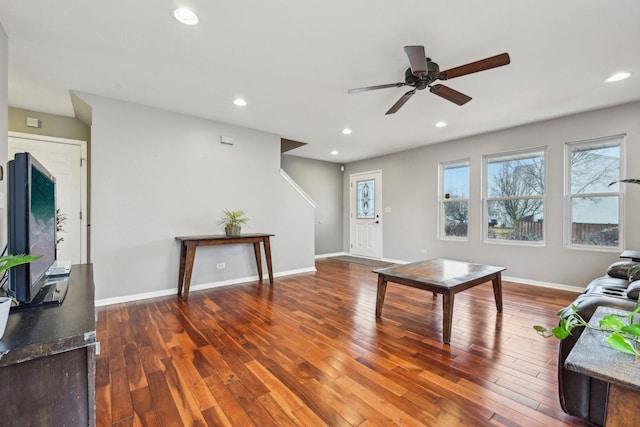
[8,132,88,264]
[350,170,382,258]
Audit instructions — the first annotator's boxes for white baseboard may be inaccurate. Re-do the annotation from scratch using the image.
[95,260,583,307]
[315,252,348,259]
[502,275,584,293]
[317,254,582,292]
[95,266,317,307]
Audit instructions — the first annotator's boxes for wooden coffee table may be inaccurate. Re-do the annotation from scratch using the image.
[373,258,505,344]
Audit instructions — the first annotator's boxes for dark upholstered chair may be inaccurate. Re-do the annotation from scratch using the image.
[557,271,638,426]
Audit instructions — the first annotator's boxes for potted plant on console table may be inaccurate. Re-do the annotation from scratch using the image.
[0,254,42,338]
[218,209,249,236]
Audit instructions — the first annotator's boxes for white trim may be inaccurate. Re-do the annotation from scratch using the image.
[349,169,383,258]
[94,263,584,307]
[9,131,84,145]
[315,252,348,259]
[322,254,584,291]
[280,169,318,208]
[95,266,317,306]
[502,275,584,293]
[439,159,470,240]
[381,257,409,265]
[482,147,547,245]
[564,134,625,251]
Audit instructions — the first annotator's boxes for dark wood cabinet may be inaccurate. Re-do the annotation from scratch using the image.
[0,265,96,426]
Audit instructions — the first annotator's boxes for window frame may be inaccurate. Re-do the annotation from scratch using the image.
[564,135,625,252]
[439,159,470,241]
[482,147,547,246]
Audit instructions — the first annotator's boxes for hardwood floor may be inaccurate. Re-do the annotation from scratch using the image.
[96,259,591,426]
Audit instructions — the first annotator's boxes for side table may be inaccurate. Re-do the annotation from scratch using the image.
[565,306,640,427]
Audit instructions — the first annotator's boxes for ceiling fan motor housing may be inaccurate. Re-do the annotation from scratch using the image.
[405,58,440,90]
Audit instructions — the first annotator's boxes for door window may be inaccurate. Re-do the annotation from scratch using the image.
[357,179,375,219]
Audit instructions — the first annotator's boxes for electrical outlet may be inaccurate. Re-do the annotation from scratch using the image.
[419,249,428,255]
[216,263,225,269]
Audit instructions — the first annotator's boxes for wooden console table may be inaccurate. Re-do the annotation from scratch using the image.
[565,306,640,426]
[0,264,96,426]
[176,233,274,300]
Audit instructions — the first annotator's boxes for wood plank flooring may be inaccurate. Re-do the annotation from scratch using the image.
[96,258,591,426]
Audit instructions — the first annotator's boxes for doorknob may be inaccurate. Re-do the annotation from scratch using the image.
[373,220,380,224]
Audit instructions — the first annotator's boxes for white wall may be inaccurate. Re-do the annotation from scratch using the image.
[0,25,8,246]
[345,101,640,288]
[281,154,343,255]
[77,93,315,300]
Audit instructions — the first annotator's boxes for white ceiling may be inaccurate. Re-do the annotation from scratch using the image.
[1,1,639,163]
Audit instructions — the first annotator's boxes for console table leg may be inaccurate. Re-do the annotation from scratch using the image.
[253,242,263,283]
[263,237,274,286]
[177,243,187,297]
[181,243,197,300]
[492,273,503,312]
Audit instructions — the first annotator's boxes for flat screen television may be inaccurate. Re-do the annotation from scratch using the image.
[7,152,67,309]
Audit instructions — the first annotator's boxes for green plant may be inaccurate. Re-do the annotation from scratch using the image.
[218,209,249,230]
[0,254,43,276]
[534,302,640,355]
[56,208,67,245]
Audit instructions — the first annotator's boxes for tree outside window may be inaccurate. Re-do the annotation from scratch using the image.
[441,161,469,238]
[485,150,545,242]
[567,137,622,248]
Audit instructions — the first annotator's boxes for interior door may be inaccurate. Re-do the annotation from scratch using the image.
[8,133,88,264]
[350,170,382,258]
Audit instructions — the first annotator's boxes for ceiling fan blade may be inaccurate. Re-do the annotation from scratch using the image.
[386,89,416,115]
[404,45,428,75]
[439,53,510,80]
[430,84,472,105]
[348,82,405,94]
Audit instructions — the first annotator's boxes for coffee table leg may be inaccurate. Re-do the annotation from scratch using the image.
[442,291,454,344]
[375,275,387,317]
[492,273,503,312]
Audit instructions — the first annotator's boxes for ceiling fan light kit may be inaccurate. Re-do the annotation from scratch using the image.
[348,45,511,114]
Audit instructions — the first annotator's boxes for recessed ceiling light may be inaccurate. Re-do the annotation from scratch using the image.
[606,72,631,83]
[173,8,199,26]
[435,121,447,128]
[342,128,352,135]
[331,150,339,156]
[233,98,247,107]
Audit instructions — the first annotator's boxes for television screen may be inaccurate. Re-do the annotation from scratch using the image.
[28,164,57,286]
[7,152,63,307]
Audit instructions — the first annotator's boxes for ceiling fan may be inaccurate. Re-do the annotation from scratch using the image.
[348,46,510,114]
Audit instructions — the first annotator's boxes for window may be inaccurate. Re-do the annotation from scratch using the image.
[484,149,545,243]
[566,136,623,249]
[440,161,469,238]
